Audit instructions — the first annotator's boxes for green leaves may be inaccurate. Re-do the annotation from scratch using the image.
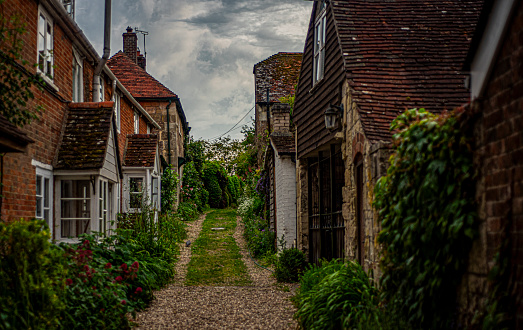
[374,108,477,328]
[293,260,379,329]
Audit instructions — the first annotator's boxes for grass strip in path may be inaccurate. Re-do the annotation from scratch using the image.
[185,209,251,286]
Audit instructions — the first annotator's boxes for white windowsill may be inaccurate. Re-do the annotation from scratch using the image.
[37,71,60,93]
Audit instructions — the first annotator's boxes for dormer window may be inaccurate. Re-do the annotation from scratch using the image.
[313,1,327,85]
[37,7,54,78]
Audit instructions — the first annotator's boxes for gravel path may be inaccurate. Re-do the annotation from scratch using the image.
[134,212,298,329]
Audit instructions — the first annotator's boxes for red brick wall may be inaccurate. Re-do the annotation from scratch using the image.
[459,2,523,326]
[0,0,102,221]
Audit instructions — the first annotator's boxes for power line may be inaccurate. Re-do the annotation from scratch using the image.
[208,106,254,141]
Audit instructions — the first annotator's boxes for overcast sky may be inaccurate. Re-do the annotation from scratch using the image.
[76,0,312,141]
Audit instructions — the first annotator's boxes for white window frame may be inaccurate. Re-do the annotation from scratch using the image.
[313,2,327,85]
[55,176,118,242]
[114,92,121,132]
[37,6,54,79]
[99,179,108,235]
[134,111,139,134]
[151,175,159,210]
[58,179,92,239]
[99,77,105,102]
[127,176,145,212]
[72,49,83,102]
[35,166,53,237]
[147,124,151,134]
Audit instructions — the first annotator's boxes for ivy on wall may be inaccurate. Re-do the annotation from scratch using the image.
[374,108,477,328]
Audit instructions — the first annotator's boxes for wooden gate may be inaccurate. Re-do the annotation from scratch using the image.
[308,145,345,264]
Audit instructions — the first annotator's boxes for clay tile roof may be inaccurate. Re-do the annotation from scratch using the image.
[124,134,158,167]
[254,52,302,103]
[107,51,177,99]
[55,102,114,170]
[270,134,295,155]
[0,115,34,153]
[331,0,482,142]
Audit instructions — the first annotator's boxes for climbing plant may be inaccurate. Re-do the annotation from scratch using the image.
[0,0,43,127]
[374,108,477,328]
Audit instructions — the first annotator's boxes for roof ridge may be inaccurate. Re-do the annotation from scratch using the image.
[107,51,178,99]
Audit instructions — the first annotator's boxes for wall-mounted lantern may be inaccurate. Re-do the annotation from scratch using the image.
[324,104,343,130]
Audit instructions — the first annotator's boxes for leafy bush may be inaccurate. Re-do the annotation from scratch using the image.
[274,248,306,283]
[227,175,242,206]
[0,219,66,329]
[161,165,179,214]
[241,214,275,257]
[181,161,208,211]
[202,161,227,208]
[374,108,476,328]
[176,201,199,221]
[294,260,379,329]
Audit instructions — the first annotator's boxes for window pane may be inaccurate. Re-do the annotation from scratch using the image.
[130,178,143,192]
[62,220,90,237]
[61,199,91,219]
[39,15,45,38]
[44,178,50,208]
[36,196,42,218]
[322,16,326,44]
[36,175,42,195]
[44,210,50,225]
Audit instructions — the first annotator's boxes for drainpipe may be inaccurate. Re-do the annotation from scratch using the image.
[166,99,172,166]
[93,0,112,102]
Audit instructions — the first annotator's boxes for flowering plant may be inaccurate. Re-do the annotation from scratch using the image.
[59,238,144,329]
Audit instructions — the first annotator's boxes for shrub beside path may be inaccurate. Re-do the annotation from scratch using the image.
[134,211,298,329]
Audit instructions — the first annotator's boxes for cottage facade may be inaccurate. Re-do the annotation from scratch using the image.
[253,53,301,249]
[108,28,189,174]
[293,0,481,271]
[0,0,162,241]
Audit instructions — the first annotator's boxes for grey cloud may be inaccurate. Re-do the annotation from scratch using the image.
[76,0,311,140]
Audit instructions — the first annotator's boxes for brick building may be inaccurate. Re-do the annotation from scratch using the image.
[253,52,301,165]
[293,0,481,270]
[108,28,189,211]
[459,0,523,325]
[253,53,301,249]
[0,0,162,241]
[108,28,189,172]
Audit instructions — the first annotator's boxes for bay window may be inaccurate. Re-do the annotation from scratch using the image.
[60,180,91,238]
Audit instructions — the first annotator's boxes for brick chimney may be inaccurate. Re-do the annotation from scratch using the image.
[270,103,292,134]
[123,26,137,64]
[137,49,146,70]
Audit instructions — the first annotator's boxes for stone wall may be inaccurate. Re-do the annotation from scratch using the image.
[296,157,309,256]
[340,85,385,277]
